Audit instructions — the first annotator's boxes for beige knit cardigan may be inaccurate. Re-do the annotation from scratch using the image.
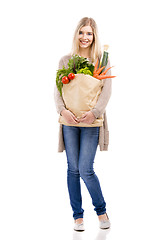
[54,54,112,152]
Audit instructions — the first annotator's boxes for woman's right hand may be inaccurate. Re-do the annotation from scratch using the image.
[60,109,79,124]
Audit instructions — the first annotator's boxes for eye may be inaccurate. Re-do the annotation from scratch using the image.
[87,32,93,36]
[79,31,83,35]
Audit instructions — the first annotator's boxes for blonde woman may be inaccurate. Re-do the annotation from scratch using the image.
[54,17,112,231]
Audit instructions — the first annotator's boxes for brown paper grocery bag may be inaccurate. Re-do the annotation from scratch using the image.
[59,74,104,127]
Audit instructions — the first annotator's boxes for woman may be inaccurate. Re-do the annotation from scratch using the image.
[54,17,112,231]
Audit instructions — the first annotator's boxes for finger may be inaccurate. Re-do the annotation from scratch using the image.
[81,113,87,119]
[70,117,78,124]
[71,115,79,123]
[79,117,87,122]
[69,112,77,119]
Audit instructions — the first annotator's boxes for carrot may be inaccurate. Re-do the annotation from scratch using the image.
[93,59,99,75]
[93,73,99,78]
[95,66,105,75]
[97,75,116,80]
[100,66,114,75]
[93,60,116,80]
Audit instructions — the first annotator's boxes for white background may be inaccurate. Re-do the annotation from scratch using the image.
[0,0,160,239]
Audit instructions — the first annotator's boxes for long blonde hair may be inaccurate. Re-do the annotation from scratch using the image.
[71,17,102,63]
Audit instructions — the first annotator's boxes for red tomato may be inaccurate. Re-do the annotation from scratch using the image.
[68,73,75,80]
[62,76,69,84]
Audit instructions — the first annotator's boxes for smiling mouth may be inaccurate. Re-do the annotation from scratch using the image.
[80,40,89,44]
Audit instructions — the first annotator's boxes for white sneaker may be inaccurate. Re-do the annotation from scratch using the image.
[99,219,111,229]
[99,213,111,229]
[74,222,85,231]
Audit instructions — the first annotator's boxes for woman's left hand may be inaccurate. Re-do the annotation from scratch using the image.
[79,111,96,124]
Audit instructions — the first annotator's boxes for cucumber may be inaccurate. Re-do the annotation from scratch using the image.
[101,45,109,73]
[101,51,108,72]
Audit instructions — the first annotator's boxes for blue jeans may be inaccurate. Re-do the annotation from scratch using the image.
[63,125,106,220]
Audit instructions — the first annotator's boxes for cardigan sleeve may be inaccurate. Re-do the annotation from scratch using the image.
[91,58,112,118]
[54,57,66,115]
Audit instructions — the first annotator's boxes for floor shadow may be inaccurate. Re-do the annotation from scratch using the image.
[72,228,110,240]
[95,229,110,240]
[72,230,84,240]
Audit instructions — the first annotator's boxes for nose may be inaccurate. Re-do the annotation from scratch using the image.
[81,33,87,39]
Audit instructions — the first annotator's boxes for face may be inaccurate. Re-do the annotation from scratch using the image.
[78,25,94,49]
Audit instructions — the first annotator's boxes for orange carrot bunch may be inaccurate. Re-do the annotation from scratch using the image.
[93,59,116,80]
